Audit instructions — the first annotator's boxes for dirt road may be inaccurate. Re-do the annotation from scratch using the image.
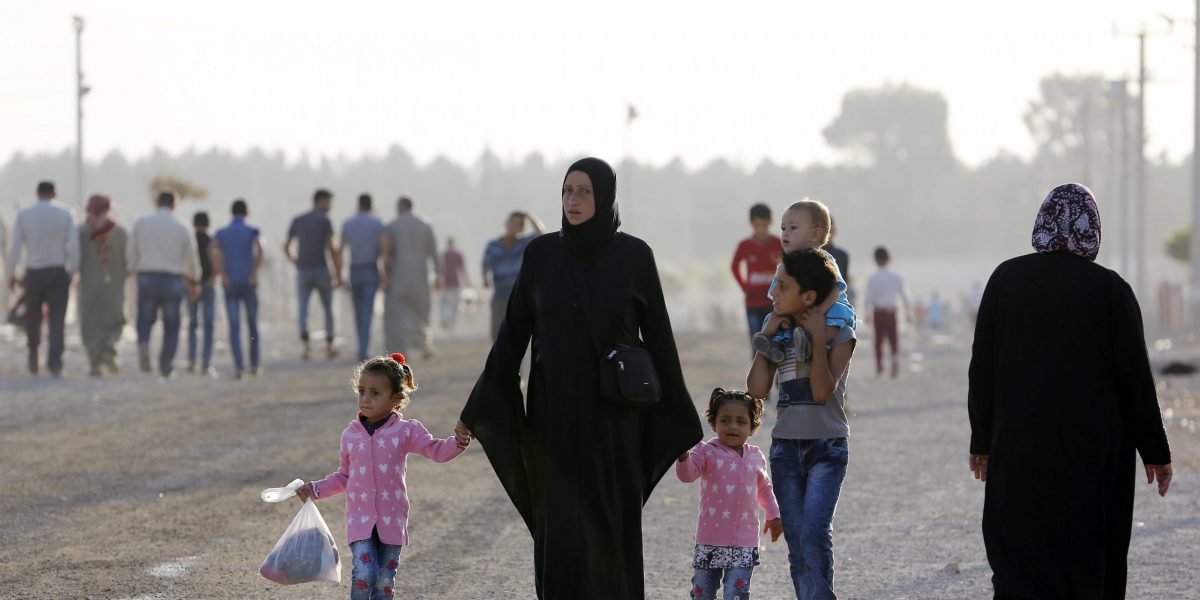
[0,325,1195,599]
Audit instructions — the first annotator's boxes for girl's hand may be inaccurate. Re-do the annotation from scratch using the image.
[454,420,473,446]
[677,451,690,463]
[294,482,315,504]
[763,518,783,542]
[798,308,829,345]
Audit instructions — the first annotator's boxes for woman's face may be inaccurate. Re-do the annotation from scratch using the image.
[562,171,596,225]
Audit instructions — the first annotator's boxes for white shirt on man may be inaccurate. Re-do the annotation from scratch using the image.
[127,207,200,280]
[7,199,80,279]
[865,266,910,312]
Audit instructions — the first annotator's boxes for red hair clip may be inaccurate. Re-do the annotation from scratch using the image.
[390,352,406,365]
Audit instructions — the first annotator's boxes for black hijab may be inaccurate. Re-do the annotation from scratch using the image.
[561,157,620,266]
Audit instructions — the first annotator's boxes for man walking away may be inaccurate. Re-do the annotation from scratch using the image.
[7,181,79,376]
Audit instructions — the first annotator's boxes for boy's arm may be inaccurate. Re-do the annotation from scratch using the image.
[800,309,854,403]
[747,352,779,400]
[675,443,705,483]
[808,341,854,404]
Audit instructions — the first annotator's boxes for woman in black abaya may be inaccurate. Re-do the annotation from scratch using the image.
[457,157,702,599]
[968,183,1173,599]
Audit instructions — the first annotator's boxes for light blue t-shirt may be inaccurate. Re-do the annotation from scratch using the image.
[341,212,385,267]
[483,234,534,295]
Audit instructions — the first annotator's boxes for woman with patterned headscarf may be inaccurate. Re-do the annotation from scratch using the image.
[458,157,702,598]
[968,183,1172,599]
[78,194,128,376]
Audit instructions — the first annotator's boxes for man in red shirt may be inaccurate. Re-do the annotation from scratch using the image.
[730,203,782,347]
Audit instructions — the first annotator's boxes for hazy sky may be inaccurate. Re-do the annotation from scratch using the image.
[0,0,1194,170]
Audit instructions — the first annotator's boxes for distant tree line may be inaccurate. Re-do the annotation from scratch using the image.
[1,73,1191,274]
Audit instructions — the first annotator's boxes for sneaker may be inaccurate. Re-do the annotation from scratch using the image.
[27,351,38,375]
[751,333,785,363]
[250,366,264,377]
[301,340,312,361]
[187,362,197,374]
[233,370,245,380]
[326,342,339,360]
[205,367,220,379]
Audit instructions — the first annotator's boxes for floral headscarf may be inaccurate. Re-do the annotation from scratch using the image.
[1031,183,1101,261]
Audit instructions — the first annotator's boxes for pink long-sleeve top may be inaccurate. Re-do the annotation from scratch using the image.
[676,438,781,548]
[311,413,466,545]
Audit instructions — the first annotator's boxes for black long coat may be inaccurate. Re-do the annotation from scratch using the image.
[968,252,1171,599]
[461,231,703,599]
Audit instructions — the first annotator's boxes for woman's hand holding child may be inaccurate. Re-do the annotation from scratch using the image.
[454,420,473,447]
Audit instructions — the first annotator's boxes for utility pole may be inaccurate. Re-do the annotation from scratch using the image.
[1109,80,1129,273]
[1191,0,1200,332]
[74,15,89,209]
[1136,30,1148,304]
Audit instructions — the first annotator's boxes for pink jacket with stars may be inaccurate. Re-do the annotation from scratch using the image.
[311,413,466,545]
[676,438,780,548]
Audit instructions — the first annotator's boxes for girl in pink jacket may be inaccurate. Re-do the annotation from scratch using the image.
[296,353,470,599]
[677,388,783,600]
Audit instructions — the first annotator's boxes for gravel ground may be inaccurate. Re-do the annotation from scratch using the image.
[0,324,1196,599]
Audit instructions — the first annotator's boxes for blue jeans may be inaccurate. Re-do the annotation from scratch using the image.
[137,273,185,376]
[296,266,333,342]
[770,437,848,600]
[349,530,403,600]
[224,281,259,372]
[349,264,380,360]
[692,567,755,599]
[187,282,215,369]
[746,306,773,357]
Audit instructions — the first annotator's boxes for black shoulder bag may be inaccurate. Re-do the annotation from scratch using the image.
[571,266,662,409]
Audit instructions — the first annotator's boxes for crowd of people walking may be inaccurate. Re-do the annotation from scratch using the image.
[3,180,549,380]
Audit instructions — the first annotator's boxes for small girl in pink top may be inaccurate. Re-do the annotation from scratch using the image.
[677,388,783,600]
[295,353,471,600]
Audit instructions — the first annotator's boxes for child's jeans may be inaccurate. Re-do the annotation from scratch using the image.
[349,530,403,600]
[691,567,754,600]
[770,437,848,600]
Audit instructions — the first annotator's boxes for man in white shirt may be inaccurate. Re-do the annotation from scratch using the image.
[864,246,911,378]
[127,190,200,377]
[7,181,79,377]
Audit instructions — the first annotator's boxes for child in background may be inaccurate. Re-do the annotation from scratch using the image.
[864,246,911,378]
[677,388,783,600]
[731,204,783,348]
[747,249,856,599]
[753,200,855,363]
[295,353,471,599]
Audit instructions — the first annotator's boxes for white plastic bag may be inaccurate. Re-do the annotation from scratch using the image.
[259,487,341,584]
[261,478,306,503]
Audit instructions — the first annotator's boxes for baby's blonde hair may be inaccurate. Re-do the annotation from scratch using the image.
[785,199,832,248]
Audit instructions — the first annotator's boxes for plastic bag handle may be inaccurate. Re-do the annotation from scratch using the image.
[261,478,306,503]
